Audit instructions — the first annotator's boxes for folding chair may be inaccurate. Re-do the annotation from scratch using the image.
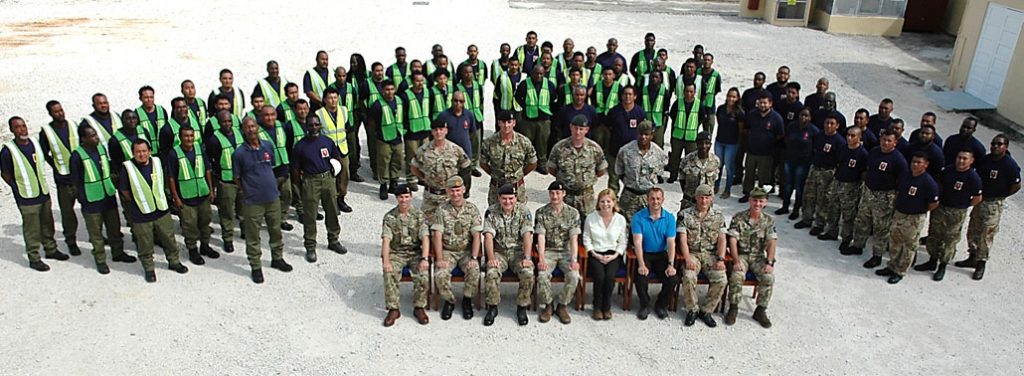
[432,265,482,310]
[624,248,678,311]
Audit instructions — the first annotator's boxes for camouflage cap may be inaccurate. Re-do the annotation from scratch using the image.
[695,184,713,197]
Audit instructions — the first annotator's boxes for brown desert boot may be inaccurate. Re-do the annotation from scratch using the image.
[413,307,429,325]
[383,309,401,327]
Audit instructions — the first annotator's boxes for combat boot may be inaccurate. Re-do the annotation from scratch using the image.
[516,305,529,326]
[838,239,851,253]
[413,307,429,325]
[972,261,986,280]
[96,262,110,275]
[461,297,474,320]
[818,233,838,241]
[954,253,978,268]
[67,242,82,256]
[863,256,882,268]
[378,184,389,200]
[753,306,772,328]
[112,252,137,263]
[383,309,400,327]
[483,305,498,326]
[725,305,738,325]
[699,311,718,328]
[145,270,157,283]
[251,268,264,284]
[200,244,220,259]
[556,304,571,324]
[168,263,189,274]
[441,301,455,320]
[539,304,553,323]
[684,310,697,326]
[29,260,50,272]
[188,248,205,265]
[913,258,938,272]
[795,221,812,230]
[933,263,947,281]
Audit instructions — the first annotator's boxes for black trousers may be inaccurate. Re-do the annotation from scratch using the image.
[588,253,622,311]
[634,252,679,309]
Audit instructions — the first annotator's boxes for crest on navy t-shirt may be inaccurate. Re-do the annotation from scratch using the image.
[908,186,917,196]
[320,147,329,158]
[954,181,963,191]
[989,169,998,179]
[463,120,469,129]
[263,151,271,162]
[824,143,832,153]
[630,119,637,128]
[848,159,857,168]
[879,162,888,171]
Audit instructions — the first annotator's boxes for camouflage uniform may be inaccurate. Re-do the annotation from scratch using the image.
[727,209,777,308]
[822,181,862,240]
[480,131,538,205]
[679,152,720,208]
[381,206,430,310]
[615,140,668,220]
[431,200,483,304]
[851,187,897,256]
[966,199,1005,262]
[802,165,835,227]
[926,206,969,264]
[482,203,535,307]
[547,137,607,216]
[887,212,927,276]
[412,140,471,220]
[534,203,582,307]
[677,205,727,313]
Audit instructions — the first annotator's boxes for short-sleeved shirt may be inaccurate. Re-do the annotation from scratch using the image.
[834,144,869,183]
[205,129,242,183]
[547,138,608,192]
[480,132,537,185]
[777,100,804,124]
[812,109,847,134]
[437,109,477,157]
[867,115,893,137]
[615,141,668,191]
[534,203,581,253]
[680,153,720,198]
[399,90,433,141]
[894,172,939,215]
[906,141,945,179]
[715,106,743,145]
[976,153,1021,198]
[943,134,986,167]
[70,147,117,213]
[231,140,280,205]
[554,104,598,138]
[483,203,534,254]
[166,147,210,206]
[784,123,820,163]
[430,201,483,253]
[909,128,943,148]
[746,110,785,156]
[844,126,880,151]
[605,104,646,156]
[38,123,75,185]
[940,167,983,209]
[412,140,471,191]
[257,121,295,177]
[727,209,778,256]
[676,206,726,254]
[1,141,51,206]
[741,87,768,113]
[118,159,168,223]
[631,207,677,253]
[381,206,429,256]
[864,147,908,191]
[292,135,341,175]
[811,131,846,169]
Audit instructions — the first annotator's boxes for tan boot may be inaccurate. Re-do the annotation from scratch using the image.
[603,310,612,320]
[539,304,553,323]
[725,305,738,325]
[556,304,571,324]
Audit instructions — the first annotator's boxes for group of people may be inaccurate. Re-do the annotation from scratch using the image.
[3,31,1018,329]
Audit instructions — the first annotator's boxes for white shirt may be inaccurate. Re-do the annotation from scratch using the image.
[582,211,628,255]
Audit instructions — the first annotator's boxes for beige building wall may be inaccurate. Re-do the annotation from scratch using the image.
[949,0,1024,125]
[812,9,905,36]
[739,0,767,18]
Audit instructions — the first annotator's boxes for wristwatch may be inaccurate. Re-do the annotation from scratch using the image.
[418,256,428,262]
[716,256,726,262]
[767,259,776,266]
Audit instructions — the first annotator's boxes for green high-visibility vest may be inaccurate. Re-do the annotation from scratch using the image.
[81,113,122,145]
[545,66,559,85]
[135,106,167,153]
[514,45,537,68]
[257,121,290,167]
[326,82,358,125]
[588,63,603,86]
[524,79,552,118]
[404,89,431,133]
[365,81,382,107]
[173,146,210,199]
[425,60,454,78]
[701,70,720,108]
[316,108,349,155]
[498,72,523,112]
[673,100,700,141]
[595,82,620,115]
[635,49,655,77]
[306,68,334,100]
[460,59,488,86]
[209,89,245,117]
[490,58,506,85]
[40,124,78,175]
[74,145,115,203]
[431,85,453,119]
[189,98,207,122]
[289,119,306,140]
[123,157,169,214]
[563,83,574,106]
[112,129,148,161]
[167,114,203,148]
[258,78,288,107]
[641,80,667,128]
[388,63,408,88]
[208,114,243,138]
[456,81,484,122]
[378,99,405,142]
[4,139,48,198]
[676,74,704,109]
[280,101,296,123]
[212,129,242,182]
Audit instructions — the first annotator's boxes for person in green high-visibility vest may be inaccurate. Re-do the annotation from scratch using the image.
[180,80,207,124]
[325,66,365,184]
[490,43,512,86]
[168,126,219,266]
[699,53,723,135]
[667,83,701,183]
[386,47,410,89]
[493,58,524,126]
[638,70,671,149]
[589,67,621,156]
[39,100,81,256]
[368,80,406,200]
[515,65,557,172]
[204,110,243,254]
[425,44,456,79]
[136,86,168,155]
[630,33,657,81]
[460,44,488,88]
[360,62,388,181]
[455,64,485,178]
[303,50,332,112]
[207,69,245,119]
[159,97,204,160]
[428,69,453,120]
[70,126,137,274]
[245,93,266,122]
[2,116,67,272]
[118,138,188,283]
[253,60,289,109]
[584,47,603,87]
[276,83,301,125]
[400,71,431,192]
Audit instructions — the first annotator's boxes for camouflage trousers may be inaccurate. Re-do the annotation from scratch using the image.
[801,166,834,227]
[925,205,968,264]
[619,189,648,222]
[682,252,726,313]
[565,187,596,218]
[966,198,1005,261]
[487,180,527,207]
[886,212,926,276]
[434,250,482,303]
[484,251,535,306]
[421,190,448,224]
[537,250,581,306]
[851,187,896,256]
[383,252,430,309]
[822,180,861,239]
[728,253,774,309]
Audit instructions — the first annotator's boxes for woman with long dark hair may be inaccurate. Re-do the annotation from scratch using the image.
[714,87,743,198]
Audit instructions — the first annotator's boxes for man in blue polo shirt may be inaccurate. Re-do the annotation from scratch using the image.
[631,187,678,321]
[874,152,938,284]
[957,134,1021,280]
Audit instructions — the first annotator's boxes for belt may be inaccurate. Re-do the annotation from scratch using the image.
[427,186,446,195]
[307,170,332,178]
[624,186,649,196]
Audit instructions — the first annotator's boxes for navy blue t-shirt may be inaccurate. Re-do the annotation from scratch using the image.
[606,104,646,157]
[777,100,804,124]
[555,104,598,139]
[117,159,169,223]
[909,128,943,148]
[292,135,342,175]
[715,105,743,145]
[745,110,784,156]
[842,126,880,152]
[232,140,281,205]
[784,123,819,163]
[69,147,116,214]
[976,153,1021,198]
[834,144,869,183]
[942,134,986,167]
[866,115,893,138]
[437,109,477,158]
[940,166,982,208]
[894,172,938,215]
[864,147,908,191]
[811,109,847,134]
[1,141,51,206]
[906,142,945,179]
[811,131,846,169]
[741,87,767,113]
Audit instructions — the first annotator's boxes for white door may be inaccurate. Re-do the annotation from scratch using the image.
[966,3,1023,105]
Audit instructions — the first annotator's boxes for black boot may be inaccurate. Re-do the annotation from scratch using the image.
[788,207,800,220]
[774,205,789,215]
[863,256,882,268]
[200,244,220,259]
[516,305,529,326]
[913,258,938,272]
[188,248,206,265]
[972,261,986,280]
[67,242,82,256]
[483,305,498,326]
[337,197,353,213]
[684,311,697,326]
[378,184,389,200]
[838,239,851,253]
[933,263,947,281]
[954,253,978,268]
[441,301,455,320]
[461,297,474,320]
[29,260,50,272]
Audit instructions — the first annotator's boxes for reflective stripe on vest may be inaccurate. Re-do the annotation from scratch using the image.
[189,98,208,122]
[490,59,506,85]
[461,59,487,86]
[123,157,168,214]
[307,68,334,100]
[676,74,704,107]
[365,81,382,107]
[40,124,78,175]
[112,129,148,161]
[431,85,452,119]
[595,82,620,115]
[701,70,719,108]
[81,114,122,145]
[405,89,431,133]
[258,79,287,107]
[524,79,552,118]
[514,45,536,68]
[280,102,296,123]
[168,114,203,148]
[635,50,654,77]
[425,60,453,78]
[74,144,115,203]
[641,81,667,127]
[389,63,408,88]
[588,63,603,86]
[498,72,522,112]
[210,89,245,117]
[4,139,48,198]
[173,146,210,199]
[457,81,484,122]
[135,106,167,152]
[673,101,700,141]
[378,99,405,142]
[213,130,242,182]
[257,121,290,167]
[317,108,349,155]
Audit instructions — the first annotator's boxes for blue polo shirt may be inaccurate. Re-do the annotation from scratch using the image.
[438,109,477,157]
[631,207,676,253]
[834,144,869,183]
[864,147,907,191]
[745,110,784,156]
[292,135,341,175]
[943,134,986,167]
[894,172,938,215]
[940,166,982,208]
[811,131,846,169]
[1,141,51,206]
[977,153,1021,198]
[232,140,280,205]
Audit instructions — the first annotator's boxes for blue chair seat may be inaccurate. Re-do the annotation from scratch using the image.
[401,266,412,277]
[451,266,465,277]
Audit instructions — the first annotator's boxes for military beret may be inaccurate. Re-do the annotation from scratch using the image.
[570,114,590,127]
[547,180,567,191]
[637,120,654,134]
[495,110,516,121]
[497,183,517,196]
[393,184,412,196]
[749,187,768,199]
[695,184,713,197]
[446,175,464,189]
[431,117,448,129]
[697,131,712,141]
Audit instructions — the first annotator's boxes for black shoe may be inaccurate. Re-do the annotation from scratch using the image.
[270,259,293,272]
[67,243,81,256]
[845,246,864,255]
[972,261,986,280]
[29,260,50,272]
[223,242,234,253]
[874,268,894,277]
[168,263,189,274]
[808,226,823,236]
[774,207,789,215]
[933,263,947,281]
[913,258,938,272]
[145,270,157,283]
[200,244,219,259]
[328,242,348,254]
[45,251,70,261]
[96,262,110,275]
[699,311,718,328]
[305,250,317,263]
[379,184,389,200]
[516,305,529,326]
[838,239,851,253]
[281,222,293,231]
[338,199,353,213]
[794,221,812,230]
[297,213,306,223]
[657,176,664,184]
[738,195,749,203]
[239,231,245,240]
[753,306,772,328]
[463,192,470,199]
[483,305,498,326]
[887,274,903,284]
[441,301,455,320]
[636,306,650,320]
[471,169,482,177]
[863,256,882,268]
[461,297,474,320]
[188,249,206,265]
[919,236,928,246]
[954,254,978,268]
[351,174,365,183]
[316,213,324,220]
[251,269,264,284]
[654,306,669,320]
[408,184,419,192]
[537,168,548,176]
[684,310,697,326]
[788,211,800,220]
[666,175,677,184]
[817,233,838,241]
[112,253,137,263]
